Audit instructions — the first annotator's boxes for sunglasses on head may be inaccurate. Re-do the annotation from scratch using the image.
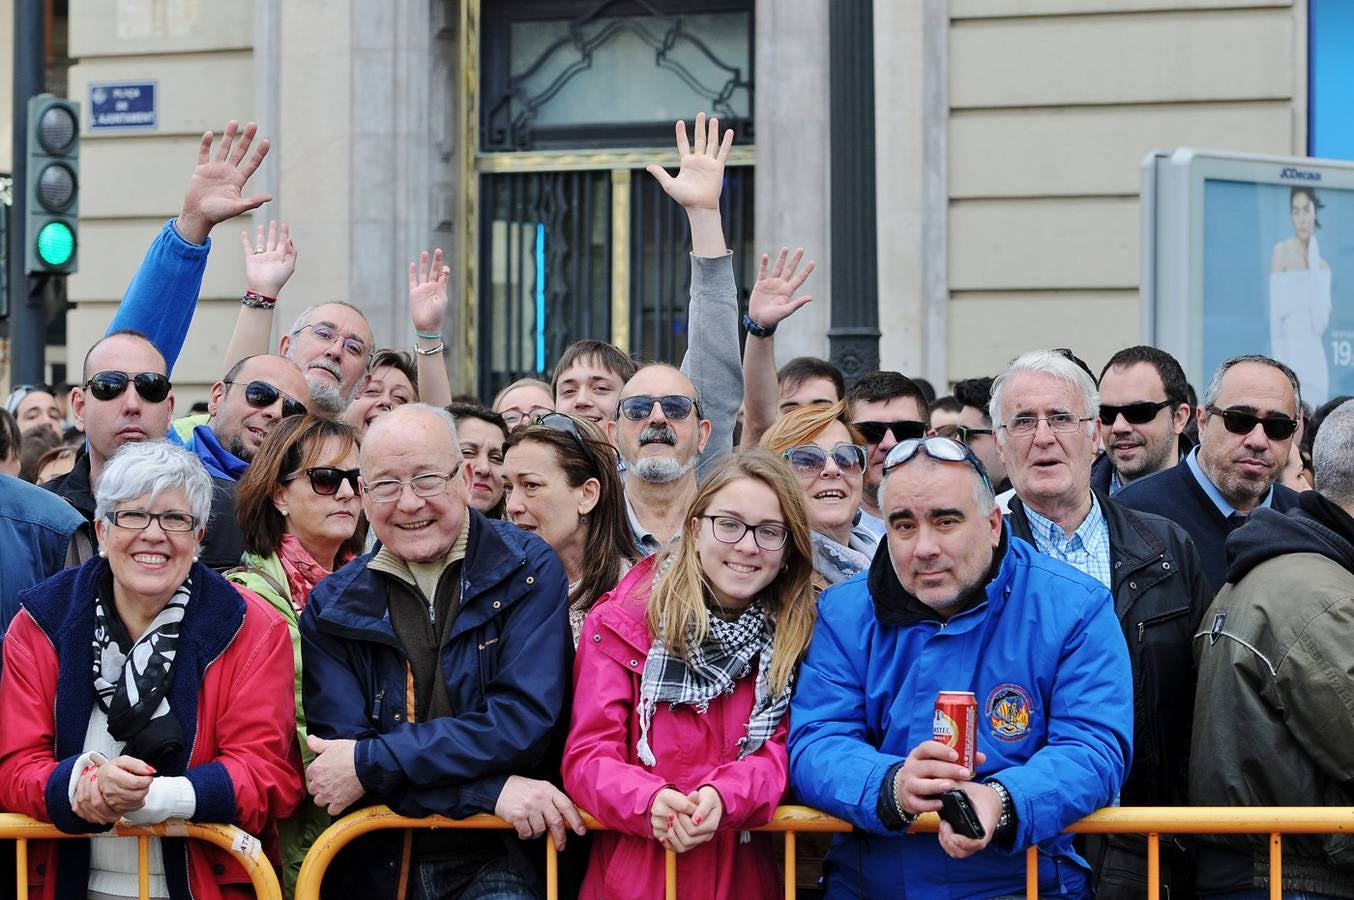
[84,371,172,404]
[882,436,993,492]
[853,419,927,445]
[533,412,607,473]
[931,423,995,445]
[619,394,697,421]
[782,442,867,476]
[1206,405,1298,441]
[284,466,362,496]
[226,380,308,418]
[1099,399,1175,426]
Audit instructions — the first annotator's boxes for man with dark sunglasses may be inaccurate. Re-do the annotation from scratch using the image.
[1093,346,1194,496]
[1118,354,1302,594]
[608,364,711,552]
[953,376,1011,495]
[846,371,930,541]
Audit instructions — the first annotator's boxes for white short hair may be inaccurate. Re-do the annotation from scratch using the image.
[95,441,213,526]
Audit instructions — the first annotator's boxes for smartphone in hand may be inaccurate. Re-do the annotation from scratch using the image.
[937,788,986,840]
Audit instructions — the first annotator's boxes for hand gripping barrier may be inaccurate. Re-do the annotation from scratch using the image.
[293,804,1354,900]
[0,813,282,900]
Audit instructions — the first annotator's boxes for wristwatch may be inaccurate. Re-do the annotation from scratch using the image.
[741,313,777,338]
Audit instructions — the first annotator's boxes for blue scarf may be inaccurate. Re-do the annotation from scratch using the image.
[187,423,248,481]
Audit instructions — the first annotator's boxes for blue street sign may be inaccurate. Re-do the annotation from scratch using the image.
[88,81,157,131]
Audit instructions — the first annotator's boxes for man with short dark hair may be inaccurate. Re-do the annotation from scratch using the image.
[1118,354,1303,593]
[952,376,1010,493]
[846,371,929,539]
[551,339,639,425]
[1191,399,1354,899]
[1094,346,1193,495]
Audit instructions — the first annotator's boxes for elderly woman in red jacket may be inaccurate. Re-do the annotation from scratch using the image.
[562,449,818,899]
[0,440,302,900]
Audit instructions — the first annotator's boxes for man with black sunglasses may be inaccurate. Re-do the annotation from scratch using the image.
[1093,346,1194,496]
[845,371,930,541]
[1118,354,1303,594]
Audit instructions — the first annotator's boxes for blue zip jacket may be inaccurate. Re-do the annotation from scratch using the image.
[107,219,209,372]
[299,511,572,819]
[788,529,1132,899]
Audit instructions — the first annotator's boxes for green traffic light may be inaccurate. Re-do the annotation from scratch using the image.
[36,221,75,267]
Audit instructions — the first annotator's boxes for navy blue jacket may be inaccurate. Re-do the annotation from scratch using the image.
[300,511,572,819]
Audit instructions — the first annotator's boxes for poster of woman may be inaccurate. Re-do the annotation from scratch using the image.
[1269,187,1332,404]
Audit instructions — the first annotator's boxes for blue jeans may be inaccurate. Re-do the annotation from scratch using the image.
[408,853,541,900]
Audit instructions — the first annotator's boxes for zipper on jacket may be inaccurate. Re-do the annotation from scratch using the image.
[372,689,385,724]
[1136,606,1190,642]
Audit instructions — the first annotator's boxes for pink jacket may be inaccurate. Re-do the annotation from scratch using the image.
[562,558,787,900]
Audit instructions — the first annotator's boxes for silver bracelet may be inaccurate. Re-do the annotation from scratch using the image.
[987,779,1012,831]
[413,341,445,356]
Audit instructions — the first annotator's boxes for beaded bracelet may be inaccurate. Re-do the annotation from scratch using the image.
[414,341,446,356]
[241,290,277,310]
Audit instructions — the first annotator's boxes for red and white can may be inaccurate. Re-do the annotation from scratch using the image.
[933,691,978,771]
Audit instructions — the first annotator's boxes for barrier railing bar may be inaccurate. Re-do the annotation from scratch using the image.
[783,831,796,900]
[1024,845,1037,899]
[1147,832,1159,900]
[545,839,558,900]
[664,847,676,898]
[14,838,26,900]
[137,834,150,900]
[1270,833,1281,900]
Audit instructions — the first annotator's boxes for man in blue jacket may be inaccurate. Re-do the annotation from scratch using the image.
[300,404,579,898]
[789,436,1133,899]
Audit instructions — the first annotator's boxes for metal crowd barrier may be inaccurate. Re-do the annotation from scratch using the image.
[0,813,283,900]
[294,804,1354,900]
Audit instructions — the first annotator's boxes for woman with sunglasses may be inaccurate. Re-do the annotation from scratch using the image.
[448,402,510,518]
[759,401,877,592]
[562,448,816,899]
[227,415,365,896]
[503,412,638,642]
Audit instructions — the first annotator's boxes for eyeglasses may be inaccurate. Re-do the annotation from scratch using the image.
[364,471,455,503]
[931,423,995,445]
[284,466,362,497]
[882,437,993,492]
[782,442,867,476]
[501,405,554,427]
[1001,413,1094,437]
[224,380,308,418]
[295,321,372,360]
[853,419,927,445]
[1098,400,1175,426]
[701,515,790,551]
[108,509,199,532]
[1206,405,1298,441]
[532,412,606,475]
[618,394,698,421]
[84,371,172,404]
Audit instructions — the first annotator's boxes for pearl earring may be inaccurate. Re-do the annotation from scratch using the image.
[98,548,107,559]
[578,514,589,525]
[280,509,289,517]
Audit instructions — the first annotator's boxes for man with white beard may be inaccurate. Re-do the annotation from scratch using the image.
[607,363,711,552]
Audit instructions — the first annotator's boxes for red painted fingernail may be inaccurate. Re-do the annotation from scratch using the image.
[693,816,702,825]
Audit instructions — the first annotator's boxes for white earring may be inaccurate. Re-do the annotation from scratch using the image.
[280,509,289,517]
[98,548,107,559]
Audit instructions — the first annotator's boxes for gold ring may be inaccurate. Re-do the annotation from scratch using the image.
[254,247,266,254]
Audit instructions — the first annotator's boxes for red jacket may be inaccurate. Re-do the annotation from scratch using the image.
[562,558,787,900]
[0,560,304,900]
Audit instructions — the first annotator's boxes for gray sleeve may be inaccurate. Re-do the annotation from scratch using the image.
[681,251,743,477]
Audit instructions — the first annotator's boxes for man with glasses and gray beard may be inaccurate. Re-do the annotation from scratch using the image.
[607,364,711,553]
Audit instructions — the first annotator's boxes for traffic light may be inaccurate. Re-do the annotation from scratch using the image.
[25,94,80,275]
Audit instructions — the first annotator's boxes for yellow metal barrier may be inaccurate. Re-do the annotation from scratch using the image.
[295,805,1354,900]
[0,813,282,900]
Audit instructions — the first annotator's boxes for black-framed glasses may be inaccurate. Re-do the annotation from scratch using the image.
[284,466,362,497]
[700,515,790,551]
[782,442,867,476]
[853,419,927,445]
[108,509,199,532]
[224,380,308,418]
[1206,405,1298,441]
[84,371,172,404]
[1099,399,1175,426]
[294,321,372,360]
[618,394,698,421]
[1001,413,1094,437]
[931,424,995,445]
[364,471,455,503]
[501,405,554,427]
[883,436,992,492]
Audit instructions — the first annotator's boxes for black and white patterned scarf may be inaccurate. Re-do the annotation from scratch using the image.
[92,575,189,770]
[636,595,789,766]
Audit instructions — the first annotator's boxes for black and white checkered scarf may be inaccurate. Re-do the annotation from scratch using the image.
[636,594,789,766]
[92,574,189,770]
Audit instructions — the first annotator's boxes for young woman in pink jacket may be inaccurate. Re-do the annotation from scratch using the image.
[563,448,818,899]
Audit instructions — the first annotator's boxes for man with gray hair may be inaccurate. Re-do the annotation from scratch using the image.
[1191,399,1354,899]
[1117,354,1302,593]
[992,350,1210,898]
[299,403,579,897]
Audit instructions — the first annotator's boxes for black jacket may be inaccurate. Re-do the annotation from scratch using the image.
[1007,490,1210,808]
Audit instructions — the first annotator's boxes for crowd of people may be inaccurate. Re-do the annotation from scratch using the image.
[0,111,1347,900]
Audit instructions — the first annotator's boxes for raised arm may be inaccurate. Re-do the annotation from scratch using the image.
[739,248,815,447]
[110,121,273,371]
[222,220,297,370]
[409,249,453,407]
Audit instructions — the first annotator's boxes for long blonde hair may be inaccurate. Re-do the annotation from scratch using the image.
[646,449,817,694]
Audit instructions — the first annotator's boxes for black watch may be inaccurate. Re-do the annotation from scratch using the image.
[741,313,777,338]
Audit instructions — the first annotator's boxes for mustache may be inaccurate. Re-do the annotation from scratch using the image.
[639,425,677,446]
[308,358,342,380]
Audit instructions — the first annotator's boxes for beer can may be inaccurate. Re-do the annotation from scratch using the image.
[933,691,978,771]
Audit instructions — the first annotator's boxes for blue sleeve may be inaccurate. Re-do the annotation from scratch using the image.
[788,594,903,835]
[108,219,211,373]
[996,585,1133,849]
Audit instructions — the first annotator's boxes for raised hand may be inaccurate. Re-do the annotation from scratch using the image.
[241,220,296,298]
[645,113,734,211]
[748,248,815,331]
[409,249,451,335]
[177,120,272,244]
